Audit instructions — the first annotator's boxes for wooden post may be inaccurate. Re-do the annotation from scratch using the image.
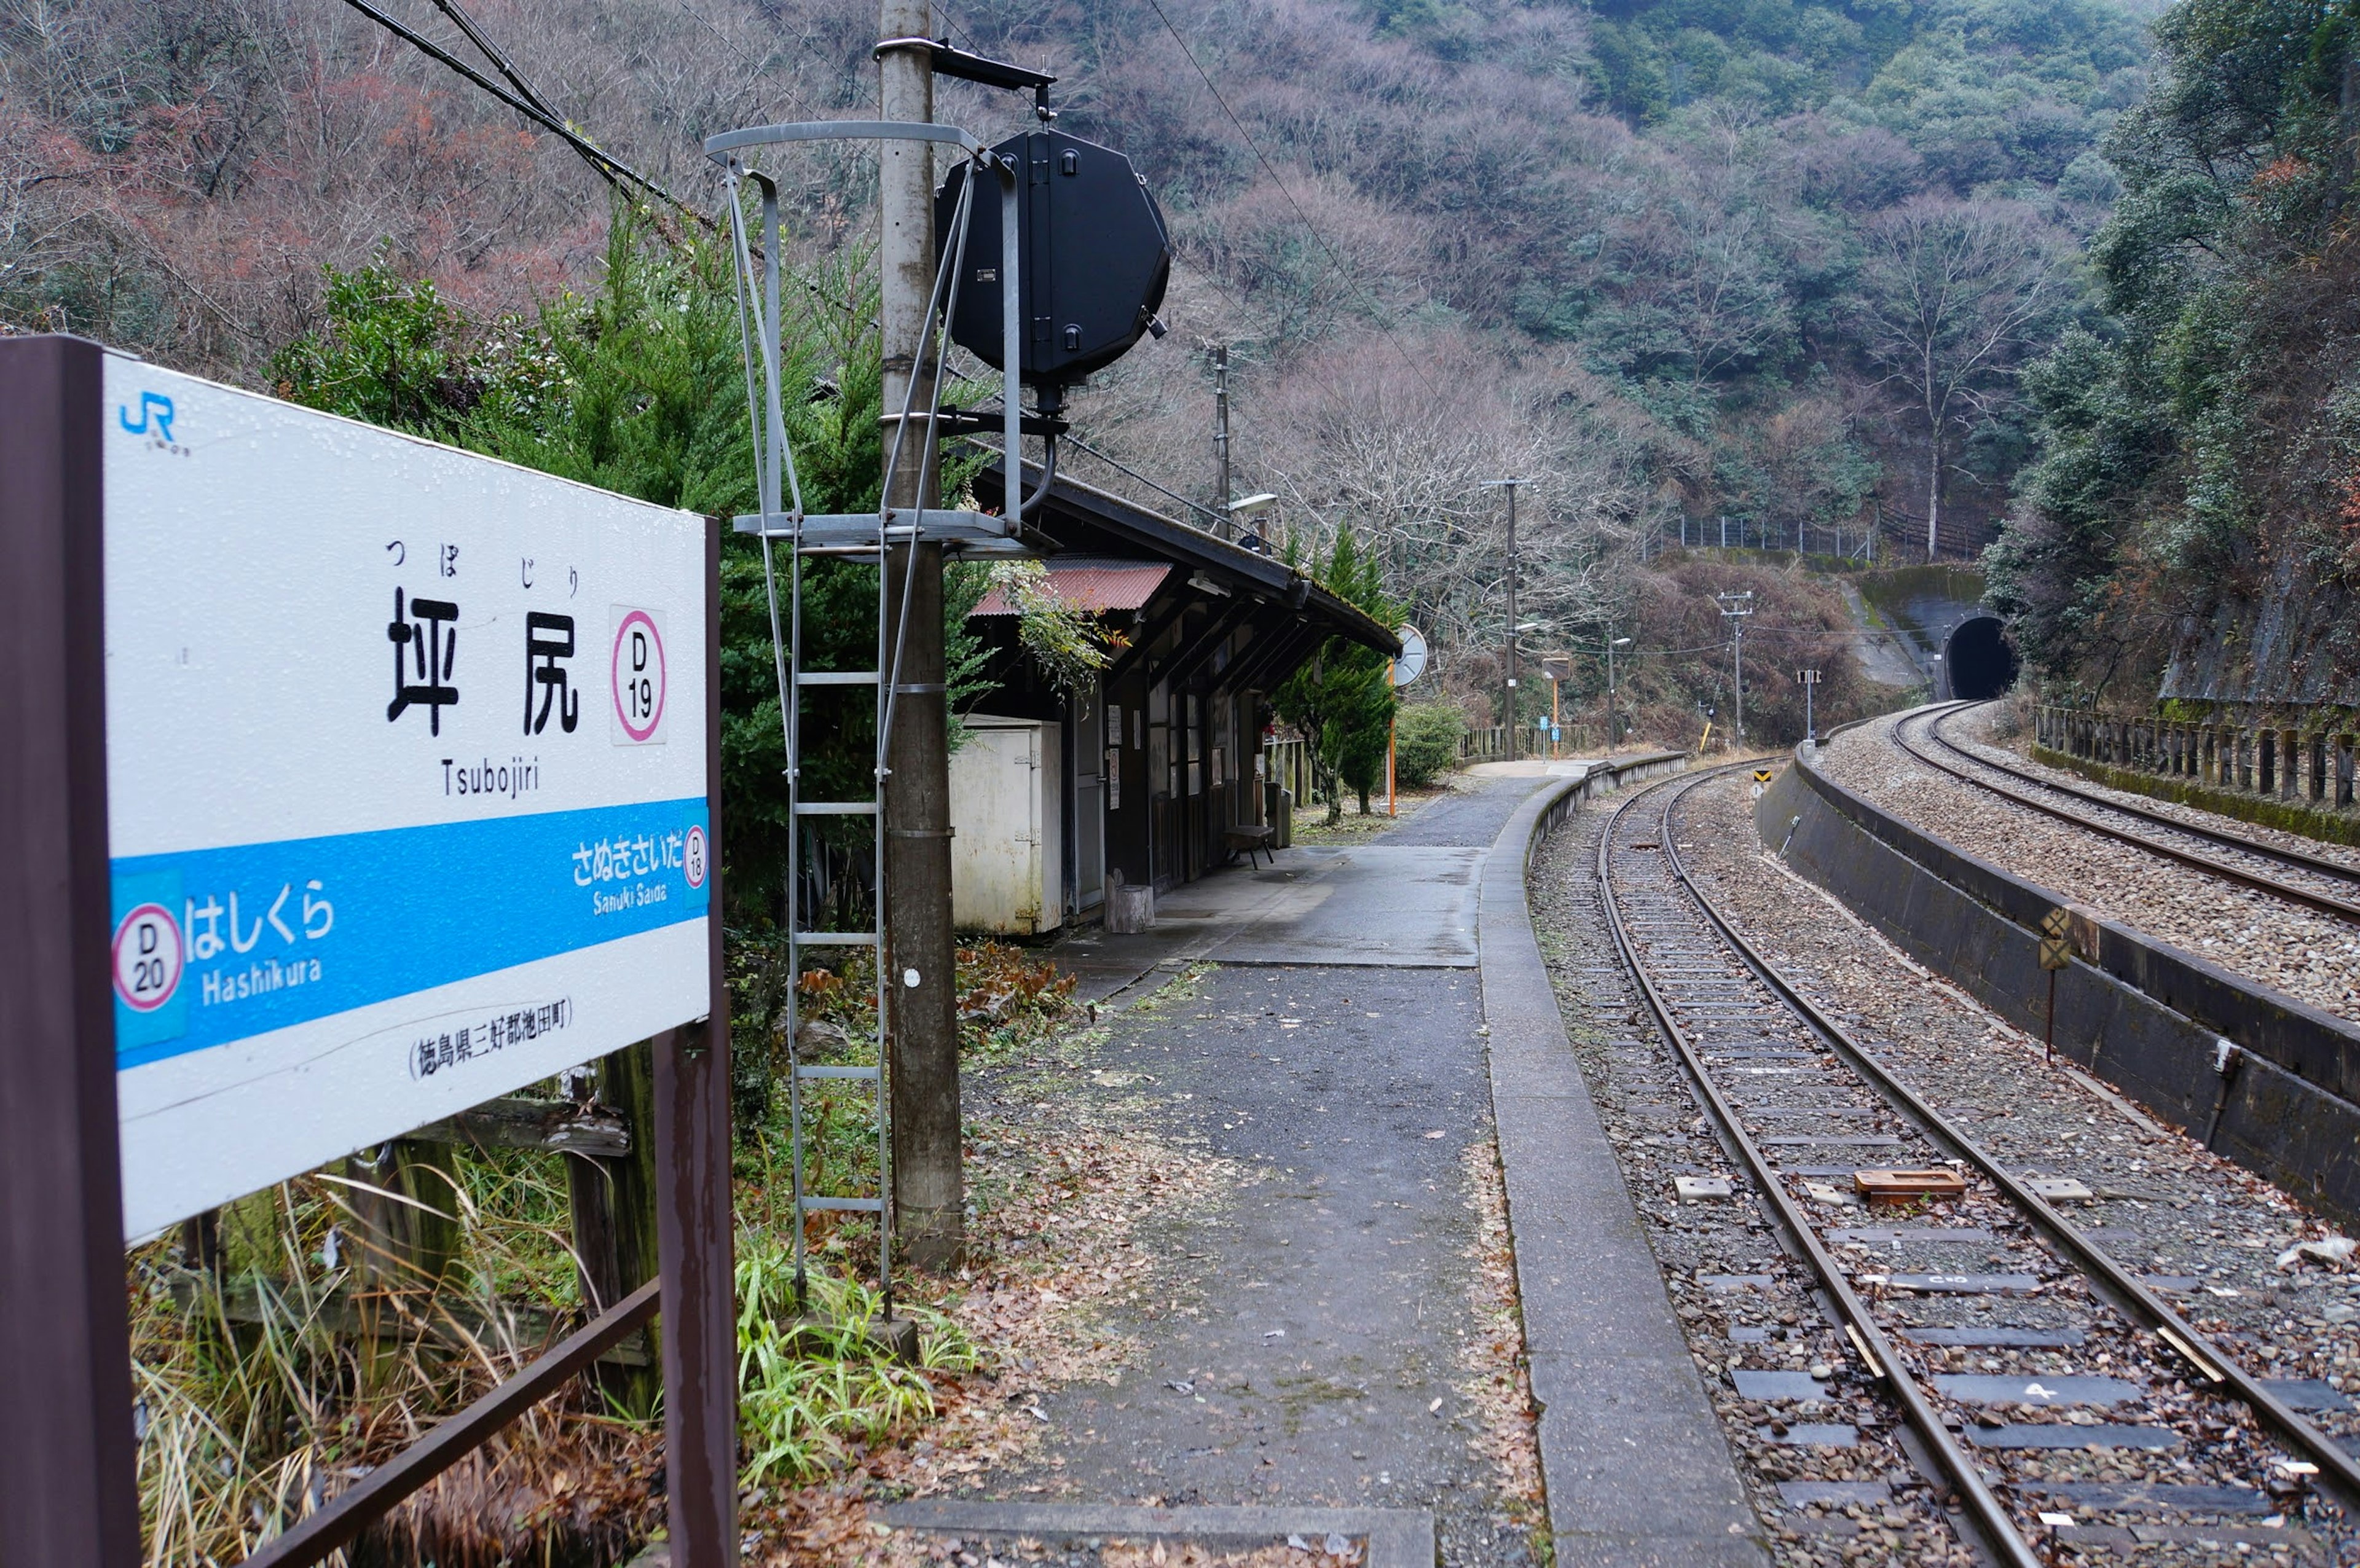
[878,0,964,1274]
[0,334,141,1568]
[570,1041,663,1416]
[344,1139,462,1390]
[653,515,738,1567]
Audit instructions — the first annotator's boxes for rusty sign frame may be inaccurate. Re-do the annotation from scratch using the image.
[0,334,739,1568]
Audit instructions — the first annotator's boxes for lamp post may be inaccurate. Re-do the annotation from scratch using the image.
[1228,492,1276,552]
[1541,656,1570,759]
[1512,619,1546,761]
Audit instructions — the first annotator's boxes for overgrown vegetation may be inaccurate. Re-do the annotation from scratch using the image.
[1276,524,1402,817]
[1987,0,2360,706]
[132,1154,663,1567]
[2,0,2155,709]
[130,929,1076,1565]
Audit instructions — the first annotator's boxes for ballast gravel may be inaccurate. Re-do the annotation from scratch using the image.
[1666,768,2360,1561]
[1528,801,1979,1568]
[1817,711,2360,1021]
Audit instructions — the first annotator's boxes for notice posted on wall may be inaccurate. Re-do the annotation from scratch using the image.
[103,356,710,1239]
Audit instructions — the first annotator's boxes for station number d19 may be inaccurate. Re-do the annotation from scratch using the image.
[610,606,669,746]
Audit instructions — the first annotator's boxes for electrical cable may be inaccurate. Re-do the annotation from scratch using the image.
[1133,0,1442,401]
[960,423,1229,527]
[326,0,707,227]
[1060,430,1227,523]
[422,0,562,124]
[331,0,886,323]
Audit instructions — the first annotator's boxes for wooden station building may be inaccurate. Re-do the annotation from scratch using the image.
[954,462,1396,931]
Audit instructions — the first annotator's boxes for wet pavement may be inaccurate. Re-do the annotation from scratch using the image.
[1001,776,1552,1564]
[974,771,1763,1566]
[1050,777,1549,1000]
[1017,960,1520,1561]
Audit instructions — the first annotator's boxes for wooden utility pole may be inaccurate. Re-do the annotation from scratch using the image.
[1483,479,1525,760]
[1213,343,1232,538]
[878,1,962,1271]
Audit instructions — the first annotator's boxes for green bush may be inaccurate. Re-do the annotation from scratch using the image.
[1394,703,1464,788]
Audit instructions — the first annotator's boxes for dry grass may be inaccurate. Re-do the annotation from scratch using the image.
[1287,782,1452,844]
[131,1155,663,1568]
[133,955,1205,1568]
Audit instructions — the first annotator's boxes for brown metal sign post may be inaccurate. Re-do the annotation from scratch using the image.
[0,336,737,1568]
[0,334,143,1568]
[653,515,741,1567]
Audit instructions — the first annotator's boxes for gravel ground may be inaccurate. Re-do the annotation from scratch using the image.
[1921,704,2360,928]
[1964,704,2360,877]
[1659,767,2360,1561]
[1819,710,2360,1020]
[1528,796,1981,1568]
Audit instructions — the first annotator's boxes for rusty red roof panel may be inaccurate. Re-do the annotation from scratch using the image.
[970,559,1173,617]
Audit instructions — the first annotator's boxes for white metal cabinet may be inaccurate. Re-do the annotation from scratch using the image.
[949,715,1063,935]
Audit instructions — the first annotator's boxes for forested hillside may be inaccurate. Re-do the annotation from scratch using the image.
[2,0,2150,728]
[1988,0,2360,708]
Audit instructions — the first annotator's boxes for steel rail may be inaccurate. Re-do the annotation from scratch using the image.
[1890,705,2360,926]
[1595,767,2043,1568]
[1929,703,2360,887]
[1656,761,2360,1516]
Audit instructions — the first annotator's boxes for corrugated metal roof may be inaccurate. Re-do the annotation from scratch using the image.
[970,559,1172,617]
[970,462,1399,659]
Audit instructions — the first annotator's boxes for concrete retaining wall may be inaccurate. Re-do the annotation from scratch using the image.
[1754,748,2360,1224]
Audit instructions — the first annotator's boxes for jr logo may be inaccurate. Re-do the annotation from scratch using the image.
[119,391,176,441]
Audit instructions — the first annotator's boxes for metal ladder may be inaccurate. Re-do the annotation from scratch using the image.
[715,122,1028,1315]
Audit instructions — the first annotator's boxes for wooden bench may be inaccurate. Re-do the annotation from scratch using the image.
[1223,823,1276,869]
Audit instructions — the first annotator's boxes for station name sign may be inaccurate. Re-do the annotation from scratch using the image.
[102,357,712,1237]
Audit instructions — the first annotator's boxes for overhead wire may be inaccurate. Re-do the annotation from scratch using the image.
[959,425,1229,527]
[326,0,893,323]
[328,0,709,228]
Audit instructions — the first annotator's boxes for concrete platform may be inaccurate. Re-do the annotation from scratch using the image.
[1479,781,1766,1567]
[1001,768,1762,1564]
[876,1502,1435,1567]
[1052,794,1520,1004]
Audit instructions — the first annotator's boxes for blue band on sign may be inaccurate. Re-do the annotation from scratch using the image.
[108,797,710,1070]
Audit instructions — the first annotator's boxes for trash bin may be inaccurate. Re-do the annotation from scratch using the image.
[1104,868,1155,933]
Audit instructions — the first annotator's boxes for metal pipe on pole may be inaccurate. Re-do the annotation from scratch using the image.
[878,1,962,1271]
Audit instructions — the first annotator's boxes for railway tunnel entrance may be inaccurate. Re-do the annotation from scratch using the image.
[1941,614,2019,700]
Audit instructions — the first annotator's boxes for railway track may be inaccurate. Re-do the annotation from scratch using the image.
[1599,766,2360,1563]
[1890,704,2360,927]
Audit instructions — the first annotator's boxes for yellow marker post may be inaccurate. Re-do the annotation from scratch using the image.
[2039,906,2076,1065]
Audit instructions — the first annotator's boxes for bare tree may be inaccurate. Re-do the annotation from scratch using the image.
[1855,195,2065,560]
